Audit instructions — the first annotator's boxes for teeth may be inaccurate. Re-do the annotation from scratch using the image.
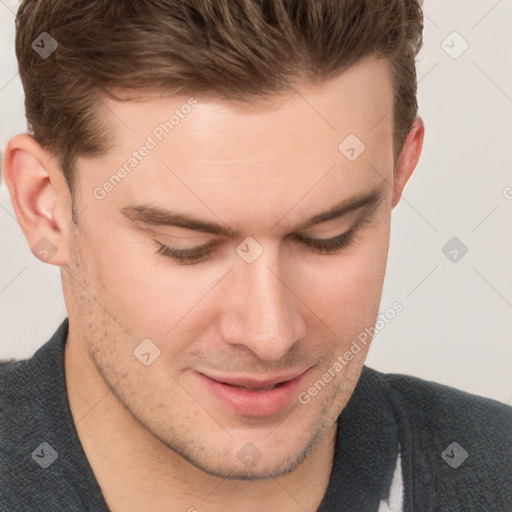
[235,384,277,391]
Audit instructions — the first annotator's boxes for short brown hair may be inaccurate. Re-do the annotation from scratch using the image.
[15,0,423,195]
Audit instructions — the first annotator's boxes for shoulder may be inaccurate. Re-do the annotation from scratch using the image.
[0,356,40,406]
[1,319,69,404]
[0,354,56,457]
[0,352,50,403]
[361,367,512,506]
[368,367,512,431]
[0,321,96,510]
[0,320,68,450]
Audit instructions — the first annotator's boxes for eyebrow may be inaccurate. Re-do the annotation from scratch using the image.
[120,185,386,239]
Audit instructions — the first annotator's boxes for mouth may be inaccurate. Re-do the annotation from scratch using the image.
[195,367,313,417]
[229,382,285,391]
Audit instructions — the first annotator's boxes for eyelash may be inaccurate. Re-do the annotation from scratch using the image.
[154,228,357,265]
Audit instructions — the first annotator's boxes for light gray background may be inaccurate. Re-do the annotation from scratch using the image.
[1,0,511,403]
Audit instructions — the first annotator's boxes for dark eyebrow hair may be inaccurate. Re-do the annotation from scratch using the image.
[120,185,387,238]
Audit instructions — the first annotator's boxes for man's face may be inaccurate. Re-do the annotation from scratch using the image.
[64,56,398,479]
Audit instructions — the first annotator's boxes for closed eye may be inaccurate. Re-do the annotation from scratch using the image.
[154,227,358,265]
[292,228,356,254]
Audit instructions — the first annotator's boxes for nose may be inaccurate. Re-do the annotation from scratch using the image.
[219,243,306,362]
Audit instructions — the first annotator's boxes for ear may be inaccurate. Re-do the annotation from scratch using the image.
[391,117,425,208]
[2,134,74,266]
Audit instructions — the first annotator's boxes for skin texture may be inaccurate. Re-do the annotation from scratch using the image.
[3,55,424,511]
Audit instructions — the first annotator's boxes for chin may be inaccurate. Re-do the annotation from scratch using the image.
[192,454,305,481]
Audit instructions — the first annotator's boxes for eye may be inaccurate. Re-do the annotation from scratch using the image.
[154,240,214,265]
[154,228,357,265]
[292,227,357,254]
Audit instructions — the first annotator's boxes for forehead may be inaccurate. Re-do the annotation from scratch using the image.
[80,57,394,230]
[98,55,393,154]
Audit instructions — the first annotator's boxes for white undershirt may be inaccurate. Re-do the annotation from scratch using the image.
[377,447,404,512]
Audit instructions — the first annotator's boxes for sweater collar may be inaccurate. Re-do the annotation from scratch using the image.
[317,365,399,511]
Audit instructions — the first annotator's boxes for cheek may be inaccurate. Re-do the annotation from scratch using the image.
[77,226,168,323]
[297,226,390,336]
[84,228,225,341]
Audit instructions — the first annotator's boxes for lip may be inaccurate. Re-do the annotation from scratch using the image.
[200,370,308,389]
[195,367,313,417]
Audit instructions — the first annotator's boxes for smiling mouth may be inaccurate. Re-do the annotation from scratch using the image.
[195,367,314,417]
[200,368,310,390]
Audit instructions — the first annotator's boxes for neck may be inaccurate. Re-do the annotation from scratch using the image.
[64,331,337,512]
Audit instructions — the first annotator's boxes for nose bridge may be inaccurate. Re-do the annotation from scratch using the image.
[220,247,305,361]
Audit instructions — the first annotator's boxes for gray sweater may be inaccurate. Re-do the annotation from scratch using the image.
[1,318,511,511]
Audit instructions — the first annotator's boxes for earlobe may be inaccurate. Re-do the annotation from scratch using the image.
[2,134,73,266]
[391,117,425,208]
